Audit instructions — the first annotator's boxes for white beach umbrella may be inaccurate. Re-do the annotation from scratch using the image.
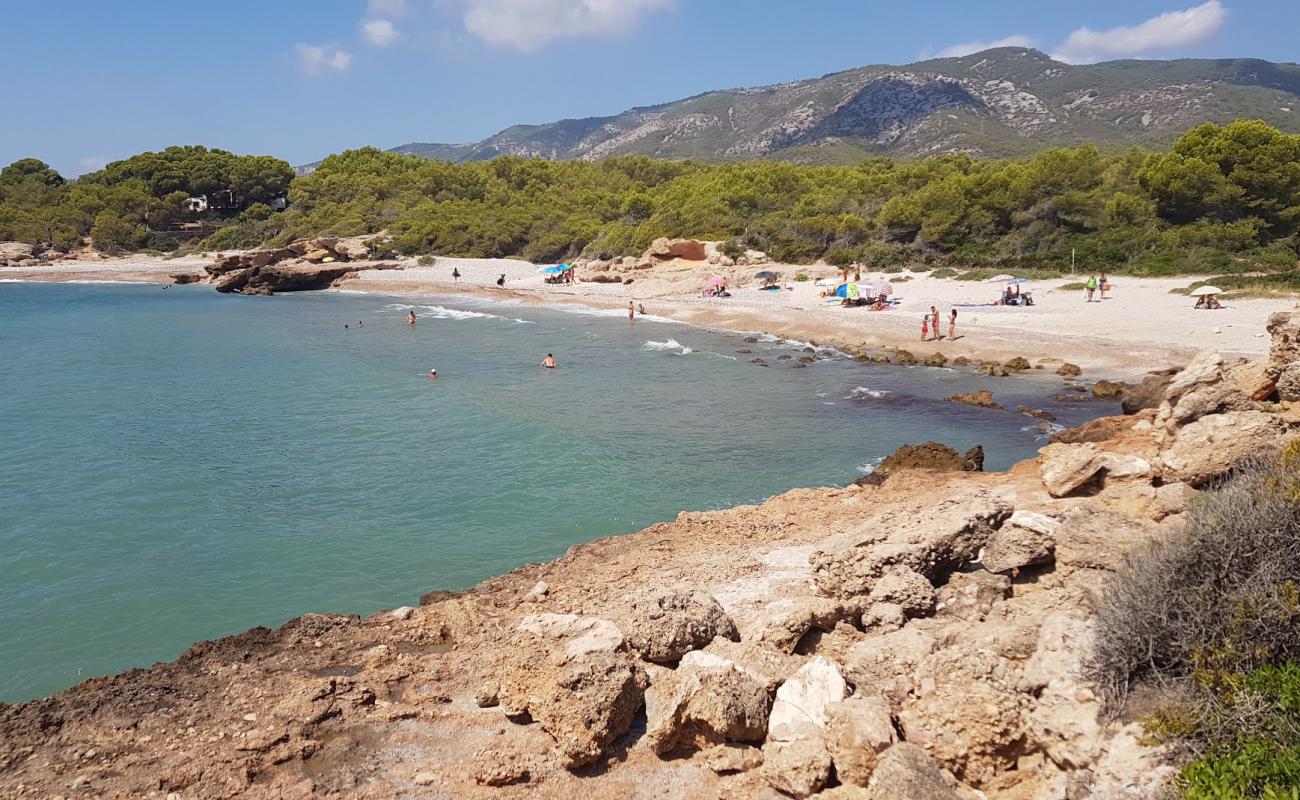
[1190,286,1223,296]
[985,274,1015,283]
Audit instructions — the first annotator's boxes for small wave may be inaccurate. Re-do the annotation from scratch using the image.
[642,338,693,355]
[846,387,891,400]
[381,303,531,323]
[757,333,781,343]
[857,456,885,474]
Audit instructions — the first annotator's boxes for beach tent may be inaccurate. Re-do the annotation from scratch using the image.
[1190,286,1223,297]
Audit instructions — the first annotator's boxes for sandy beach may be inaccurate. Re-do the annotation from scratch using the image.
[7,253,1296,378]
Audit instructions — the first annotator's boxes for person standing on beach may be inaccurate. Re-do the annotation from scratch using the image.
[949,309,957,341]
[452,268,461,283]
[921,315,929,342]
[497,273,506,288]
[930,306,940,340]
[1099,273,1108,300]
[1085,275,1097,302]
[629,301,635,321]
[407,310,416,325]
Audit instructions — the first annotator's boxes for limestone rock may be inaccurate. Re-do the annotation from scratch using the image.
[472,747,531,786]
[893,350,917,366]
[981,520,1055,574]
[867,743,962,800]
[768,657,848,741]
[1051,414,1139,444]
[1056,363,1082,377]
[0,241,35,265]
[962,445,985,472]
[948,390,1001,409]
[754,596,857,654]
[1004,356,1031,372]
[761,735,833,798]
[898,647,1025,785]
[866,567,935,616]
[1126,377,1179,421]
[644,654,770,754]
[934,570,1011,621]
[1091,380,1126,399]
[1229,360,1278,401]
[1278,364,1300,404]
[702,743,764,774]
[1160,410,1289,486]
[1052,508,1161,571]
[811,491,1012,599]
[647,237,708,261]
[924,352,948,367]
[824,695,897,786]
[842,628,937,704]
[518,613,624,659]
[626,589,739,663]
[498,650,647,769]
[1037,442,1104,497]
[696,639,806,693]
[1268,308,1300,370]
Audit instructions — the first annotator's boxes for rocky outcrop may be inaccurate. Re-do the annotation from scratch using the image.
[1056,362,1082,377]
[643,652,770,754]
[1159,410,1289,486]
[0,241,36,266]
[647,237,708,262]
[206,235,398,295]
[947,390,1001,409]
[867,743,962,800]
[823,695,897,787]
[1122,371,1177,414]
[811,491,1012,598]
[1268,308,1300,401]
[624,589,739,663]
[856,441,984,486]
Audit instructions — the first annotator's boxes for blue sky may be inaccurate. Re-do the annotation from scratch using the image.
[1,0,1296,177]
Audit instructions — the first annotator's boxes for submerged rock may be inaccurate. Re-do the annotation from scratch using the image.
[947,390,1001,409]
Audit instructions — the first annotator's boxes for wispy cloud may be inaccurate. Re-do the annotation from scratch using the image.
[926,35,1036,60]
[444,0,675,52]
[293,43,353,75]
[1051,0,1227,64]
[361,18,401,47]
[368,0,409,18]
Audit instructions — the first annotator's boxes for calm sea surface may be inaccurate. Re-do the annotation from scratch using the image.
[0,282,1111,701]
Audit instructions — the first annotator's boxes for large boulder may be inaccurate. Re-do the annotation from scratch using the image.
[1160,410,1289,486]
[1051,508,1161,572]
[842,627,937,704]
[761,735,833,798]
[824,695,897,787]
[1037,443,1105,497]
[867,743,962,800]
[980,512,1057,574]
[643,652,770,754]
[0,241,35,265]
[861,441,964,478]
[625,590,739,663]
[754,596,859,654]
[1121,372,1175,414]
[768,657,848,741]
[1267,308,1300,379]
[933,570,1011,621]
[517,613,624,659]
[497,650,647,769]
[866,567,935,616]
[811,492,1012,599]
[898,647,1026,785]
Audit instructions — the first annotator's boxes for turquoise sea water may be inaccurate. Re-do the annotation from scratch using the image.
[0,282,1110,702]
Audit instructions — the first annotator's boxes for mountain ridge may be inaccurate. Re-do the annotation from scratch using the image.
[325,48,1300,169]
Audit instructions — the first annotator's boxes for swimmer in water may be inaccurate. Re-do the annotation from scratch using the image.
[358,320,363,327]
[428,369,438,380]
[407,310,416,325]
[628,301,635,321]
[541,354,556,369]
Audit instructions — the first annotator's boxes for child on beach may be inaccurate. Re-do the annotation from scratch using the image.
[921,315,929,342]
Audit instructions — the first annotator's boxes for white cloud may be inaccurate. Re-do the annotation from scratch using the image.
[362,18,401,46]
[1051,0,1227,64]
[78,156,108,174]
[449,0,675,52]
[368,0,409,17]
[928,35,1036,59]
[294,43,353,75]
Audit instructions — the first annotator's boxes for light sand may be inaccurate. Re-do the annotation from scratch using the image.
[349,258,1296,378]
[8,254,1295,378]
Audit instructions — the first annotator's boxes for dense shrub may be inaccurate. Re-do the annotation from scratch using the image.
[1085,448,1300,797]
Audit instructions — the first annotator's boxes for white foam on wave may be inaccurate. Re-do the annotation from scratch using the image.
[846,386,891,400]
[379,303,533,324]
[857,456,886,474]
[642,338,694,355]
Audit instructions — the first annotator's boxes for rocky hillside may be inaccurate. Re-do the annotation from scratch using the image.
[389,48,1300,164]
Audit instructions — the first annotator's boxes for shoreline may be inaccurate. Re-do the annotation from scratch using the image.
[10,254,1297,381]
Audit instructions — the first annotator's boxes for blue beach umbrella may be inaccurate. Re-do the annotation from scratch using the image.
[542,265,568,275]
[1008,277,1031,285]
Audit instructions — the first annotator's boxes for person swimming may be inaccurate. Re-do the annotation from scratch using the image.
[407,310,416,325]
[541,354,557,369]
[428,368,438,380]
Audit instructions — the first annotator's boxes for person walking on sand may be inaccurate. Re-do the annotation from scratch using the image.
[930,306,940,340]
[949,308,957,341]
[496,273,506,288]
[541,354,556,369]
[1099,273,1109,300]
[921,315,929,343]
[1085,274,1098,303]
[452,267,461,283]
[407,310,416,325]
